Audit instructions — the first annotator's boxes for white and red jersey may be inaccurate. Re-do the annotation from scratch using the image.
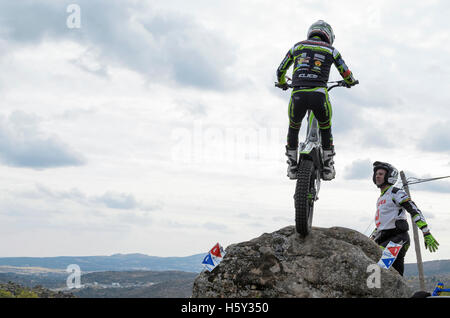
[375,186,410,231]
[372,185,429,242]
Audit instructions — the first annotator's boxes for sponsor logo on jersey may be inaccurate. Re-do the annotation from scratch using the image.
[299,73,318,79]
[314,53,326,62]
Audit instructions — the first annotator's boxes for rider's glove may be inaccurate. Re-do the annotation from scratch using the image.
[424,232,439,252]
[343,80,358,88]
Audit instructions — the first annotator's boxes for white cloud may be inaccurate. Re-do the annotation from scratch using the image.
[27,183,161,212]
[343,159,373,180]
[0,111,85,169]
[0,0,237,90]
[420,121,450,153]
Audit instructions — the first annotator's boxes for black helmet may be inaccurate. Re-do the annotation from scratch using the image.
[307,20,335,45]
[373,161,399,187]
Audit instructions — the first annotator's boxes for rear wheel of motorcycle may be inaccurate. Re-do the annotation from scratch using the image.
[294,159,316,237]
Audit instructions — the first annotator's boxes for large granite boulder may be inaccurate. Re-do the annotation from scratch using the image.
[192,226,413,298]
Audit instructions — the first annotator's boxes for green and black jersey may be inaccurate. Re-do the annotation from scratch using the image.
[277,38,356,88]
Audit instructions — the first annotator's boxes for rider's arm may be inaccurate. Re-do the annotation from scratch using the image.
[332,48,357,85]
[392,188,430,234]
[398,195,439,252]
[277,48,294,84]
[400,199,431,234]
[392,188,439,252]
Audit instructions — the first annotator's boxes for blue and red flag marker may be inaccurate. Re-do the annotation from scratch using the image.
[377,241,402,270]
[202,243,226,272]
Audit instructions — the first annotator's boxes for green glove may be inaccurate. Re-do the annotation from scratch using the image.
[424,233,439,252]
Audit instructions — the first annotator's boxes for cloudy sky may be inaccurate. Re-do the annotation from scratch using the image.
[0,0,449,265]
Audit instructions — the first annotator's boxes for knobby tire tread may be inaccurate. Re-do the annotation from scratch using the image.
[294,159,315,237]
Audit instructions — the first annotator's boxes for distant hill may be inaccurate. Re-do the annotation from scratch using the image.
[404,260,450,292]
[0,253,205,273]
[404,259,450,276]
[70,270,198,298]
[0,270,198,298]
[0,253,207,297]
[1,254,449,277]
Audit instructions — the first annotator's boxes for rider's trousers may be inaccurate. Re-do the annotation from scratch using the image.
[287,87,333,150]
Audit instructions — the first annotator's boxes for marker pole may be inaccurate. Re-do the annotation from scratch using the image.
[400,171,425,291]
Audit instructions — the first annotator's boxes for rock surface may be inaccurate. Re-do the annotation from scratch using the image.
[192,226,413,298]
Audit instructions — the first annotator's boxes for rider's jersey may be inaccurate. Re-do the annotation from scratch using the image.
[277,37,356,88]
[374,186,427,232]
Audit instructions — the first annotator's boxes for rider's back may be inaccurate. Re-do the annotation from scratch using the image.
[277,37,354,88]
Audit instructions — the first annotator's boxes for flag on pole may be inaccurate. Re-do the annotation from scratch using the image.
[377,241,403,269]
[201,253,216,272]
[210,243,224,258]
[201,242,226,272]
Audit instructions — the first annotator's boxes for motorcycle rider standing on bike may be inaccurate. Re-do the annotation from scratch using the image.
[370,161,439,276]
[276,20,358,180]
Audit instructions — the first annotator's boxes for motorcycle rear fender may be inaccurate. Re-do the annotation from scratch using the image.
[299,143,322,169]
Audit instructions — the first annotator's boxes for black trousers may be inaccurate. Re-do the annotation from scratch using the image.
[287,88,333,150]
[376,231,410,276]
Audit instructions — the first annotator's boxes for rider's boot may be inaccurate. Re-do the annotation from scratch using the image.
[322,147,336,181]
[285,145,298,179]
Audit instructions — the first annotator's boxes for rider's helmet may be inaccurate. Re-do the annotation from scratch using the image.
[372,161,399,187]
[307,20,335,45]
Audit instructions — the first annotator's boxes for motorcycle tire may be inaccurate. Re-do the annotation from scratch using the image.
[294,159,316,237]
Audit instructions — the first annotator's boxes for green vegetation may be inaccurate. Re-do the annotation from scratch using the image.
[0,290,13,298]
[0,282,74,298]
[15,290,39,298]
[0,283,38,298]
